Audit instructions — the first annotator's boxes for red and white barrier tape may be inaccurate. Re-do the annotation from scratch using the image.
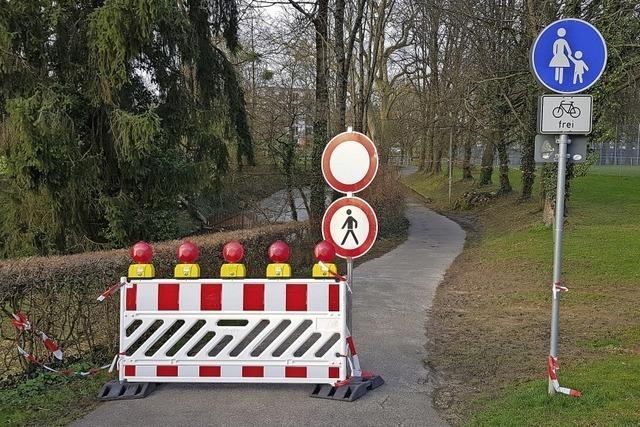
[547,355,581,397]
[552,281,569,298]
[16,346,111,376]
[346,336,362,377]
[10,312,63,360]
[318,261,349,286]
[334,333,376,387]
[7,311,115,377]
[97,281,123,302]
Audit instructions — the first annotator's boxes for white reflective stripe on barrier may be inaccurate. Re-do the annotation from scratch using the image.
[118,278,347,384]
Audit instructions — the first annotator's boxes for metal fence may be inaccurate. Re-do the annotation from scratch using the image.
[594,141,640,166]
[392,140,640,169]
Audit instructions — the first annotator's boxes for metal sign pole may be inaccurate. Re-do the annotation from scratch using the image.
[448,128,453,204]
[346,257,353,334]
[636,123,639,166]
[548,133,569,395]
[345,126,354,337]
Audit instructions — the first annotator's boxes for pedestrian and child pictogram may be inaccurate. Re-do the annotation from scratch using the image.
[531,18,607,94]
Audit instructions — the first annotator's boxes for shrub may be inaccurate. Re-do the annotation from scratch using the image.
[360,166,409,237]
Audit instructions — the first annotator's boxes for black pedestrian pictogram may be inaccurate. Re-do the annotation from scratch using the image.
[341,209,359,245]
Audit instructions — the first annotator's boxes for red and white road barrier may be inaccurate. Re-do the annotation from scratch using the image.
[118,278,348,385]
[122,279,341,312]
[547,355,581,397]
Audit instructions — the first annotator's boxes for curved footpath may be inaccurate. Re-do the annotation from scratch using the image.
[73,198,465,427]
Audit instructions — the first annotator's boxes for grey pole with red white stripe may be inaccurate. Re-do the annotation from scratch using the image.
[548,134,568,395]
[548,134,580,397]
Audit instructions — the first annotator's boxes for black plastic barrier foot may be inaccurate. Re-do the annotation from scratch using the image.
[97,380,157,401]
[310,375,384,402]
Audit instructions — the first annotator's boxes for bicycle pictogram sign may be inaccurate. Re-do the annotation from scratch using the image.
[538,95,592,135]
[552,100,581,118]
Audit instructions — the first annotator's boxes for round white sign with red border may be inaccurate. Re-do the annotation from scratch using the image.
[322,131,378,194]
[322,196,378,259]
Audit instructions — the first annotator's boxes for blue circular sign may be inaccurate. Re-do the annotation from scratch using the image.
[531,18,607,94]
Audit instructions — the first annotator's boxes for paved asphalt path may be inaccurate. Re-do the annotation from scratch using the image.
[73,197,465,427]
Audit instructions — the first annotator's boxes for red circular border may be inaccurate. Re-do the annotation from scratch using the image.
[321,131,378,193]
[321,197,378,259]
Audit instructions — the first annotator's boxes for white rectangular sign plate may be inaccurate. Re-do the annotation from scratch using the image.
[538,95,592,135]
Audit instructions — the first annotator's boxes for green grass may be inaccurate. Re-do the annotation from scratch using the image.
[468,355,640,427]
[590,165,640,177]
[482,173,640,285]
[0,365,109,426]
[403,166,640,425]
[404,166,526,208]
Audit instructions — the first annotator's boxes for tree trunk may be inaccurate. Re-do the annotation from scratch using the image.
[334,0,346,132]
[540,162,572,226]
[418,126,427,171]
[542,197,555,225]
[286,183,298,221]
[353,23,366,132]
[497,141,512,194]
[334,0,364,133]
[462,134,473,180]
[519,0,543,200]
[425,127,434,173]
[479,142,495,186]
[310,2,330,226]
[433,138,443,174]
[520,132,536,199]
[284,135,298,222]
[520,105,537,199]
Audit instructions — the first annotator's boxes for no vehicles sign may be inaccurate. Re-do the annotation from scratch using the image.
[322,196,378,259]
[322,131,378,194]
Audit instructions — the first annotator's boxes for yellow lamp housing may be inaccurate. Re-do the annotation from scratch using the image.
[220,263,247,279]
[312,262,338,279]
[128,264,155,279]
[174,263,201,279]
[266,263,292,279]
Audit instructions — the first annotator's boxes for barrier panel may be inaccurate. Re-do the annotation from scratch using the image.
[118,278,347,385]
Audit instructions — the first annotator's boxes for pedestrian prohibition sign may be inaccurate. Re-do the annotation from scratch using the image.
[322,196,378,259]
[530,18,607,94]
[322,131,378,193]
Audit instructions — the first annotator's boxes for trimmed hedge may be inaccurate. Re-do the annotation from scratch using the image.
[0,221,311,377]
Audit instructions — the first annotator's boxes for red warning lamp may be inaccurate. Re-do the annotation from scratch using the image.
[314,240,336,263]
[223,241,245,263]
[268,240,290,263]
[130,241,153,264]
[177,241,200,263]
